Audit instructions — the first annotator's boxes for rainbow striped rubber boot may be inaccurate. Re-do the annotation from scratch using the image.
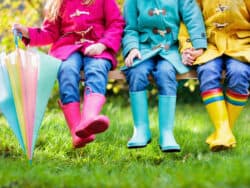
[206,89,248,147]
[226,89,248,128]
[202,88,236,151]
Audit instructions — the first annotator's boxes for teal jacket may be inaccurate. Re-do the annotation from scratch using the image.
[121,0,207,73]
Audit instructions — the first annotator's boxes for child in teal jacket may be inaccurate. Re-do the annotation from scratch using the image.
[122,0,207,152]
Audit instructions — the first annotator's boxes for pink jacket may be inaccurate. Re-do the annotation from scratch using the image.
[25,0,125,69]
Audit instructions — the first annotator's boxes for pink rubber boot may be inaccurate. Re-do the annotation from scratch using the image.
[75,92,110,138]
[59,101,95,148]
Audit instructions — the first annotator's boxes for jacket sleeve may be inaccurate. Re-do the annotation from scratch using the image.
[27,17,61,46]
[98,0,125,54]
[122,0,139,58]
[179,0,207,50]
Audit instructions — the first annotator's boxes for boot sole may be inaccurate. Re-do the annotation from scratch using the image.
[162,149,181,153]
[160,145,181,153]
[210,139,236,152]
[74,142,86,149]
[160,148,181,153]
[211,145,233,152]
[73,135,96,149]
[127,139,152,149]
[76,118,109,138]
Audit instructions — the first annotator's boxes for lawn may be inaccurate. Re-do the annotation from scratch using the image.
[0,95,249,188]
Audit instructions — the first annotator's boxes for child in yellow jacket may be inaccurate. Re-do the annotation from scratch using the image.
[179,0,250,151]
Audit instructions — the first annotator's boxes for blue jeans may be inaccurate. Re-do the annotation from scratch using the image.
[58,52,112,104]
[197,55,250,94]
[123,56,177,95]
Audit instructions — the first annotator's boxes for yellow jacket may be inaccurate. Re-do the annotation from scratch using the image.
[179,0,250,65]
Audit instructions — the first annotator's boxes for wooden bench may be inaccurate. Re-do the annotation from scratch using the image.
[81,69,199,81]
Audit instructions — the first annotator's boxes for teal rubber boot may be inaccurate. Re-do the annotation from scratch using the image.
[127,90,151,148]
[159,95,180,152]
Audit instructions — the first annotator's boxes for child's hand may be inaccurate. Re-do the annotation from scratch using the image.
[125,49,141,67]
[182,48,195,66]
[182,48,204,66]
[12,24,29,38]
[84,43,107,56]
[190,48,204,59]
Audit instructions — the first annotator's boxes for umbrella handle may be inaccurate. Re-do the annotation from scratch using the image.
[13,29,22,48]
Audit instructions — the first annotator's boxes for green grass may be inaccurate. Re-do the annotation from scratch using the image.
[0,96,249,188]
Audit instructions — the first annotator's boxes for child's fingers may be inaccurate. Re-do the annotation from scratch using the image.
[125,49,140,67]
[125,59,130,67]
[137,51,141,59]
[186,53,195,61]
[183,60,192,66]
[84,46,94,56]
[125,54,133,67]
[84,47,90,55]
[183,53,194,65]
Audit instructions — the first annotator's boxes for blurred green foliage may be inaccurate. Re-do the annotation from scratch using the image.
[0,0,199,104]
[0,0,44,52]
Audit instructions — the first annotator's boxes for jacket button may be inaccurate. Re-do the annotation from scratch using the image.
[153,28,158,34]
[162,9,167,15]
[164,45,170,50]
[148,10,154,16]
[216,4,229,12]
[213,22,228,29]
[166,28,171,33]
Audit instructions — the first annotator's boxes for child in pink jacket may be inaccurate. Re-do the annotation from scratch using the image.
[13,0,124,148]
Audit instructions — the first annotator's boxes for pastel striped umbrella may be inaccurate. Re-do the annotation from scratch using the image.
[0,32,61,162]
[0,52,25,152]
[5,50,29,153]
